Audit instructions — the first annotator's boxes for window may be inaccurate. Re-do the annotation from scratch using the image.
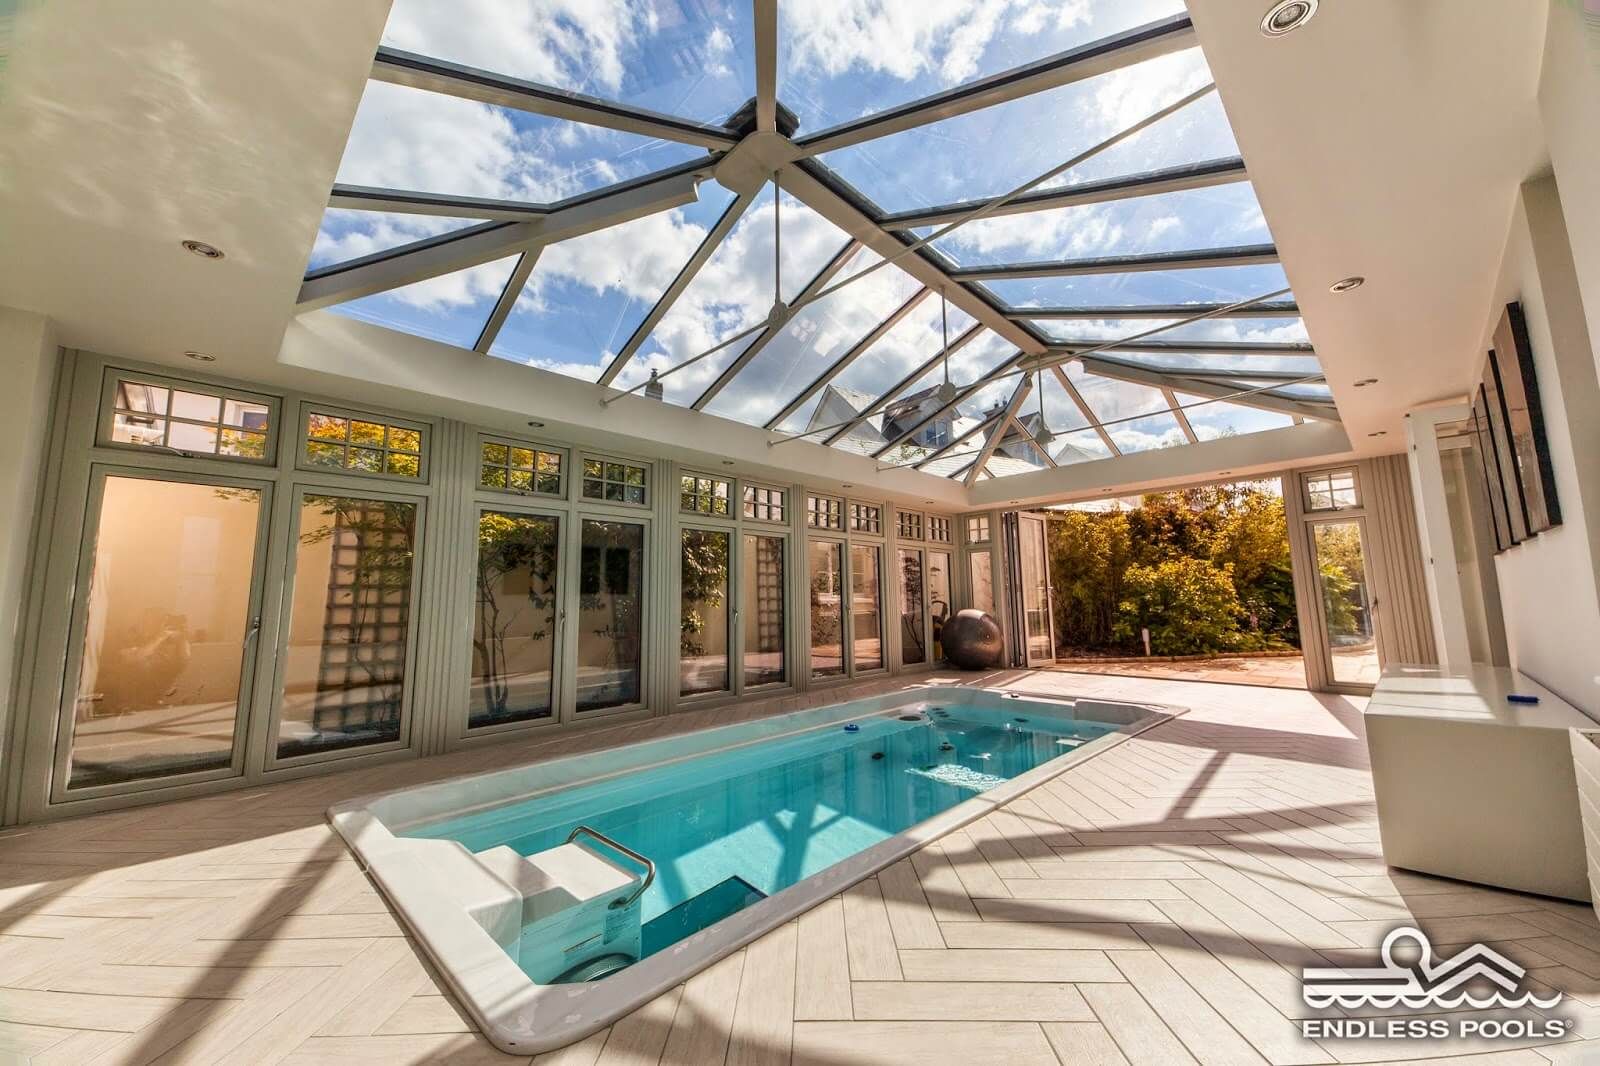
[578,519,646,710]
[807,494,842,530]
[849,502,882,534]
[808,540,844,678]
[928,515,952,543]
[743,484,787,523]
[680,528,731,696]
[1305,469,1359,512]
[479,438,562,496]
[851,543,884,671]
[743,534,786,687]
[680,474,731,516]
[582,458,648,505]
[898,548,926,665]
[928,550,952,661]
[897,510,924,540]
[966,515,991,542]
[470,511,560,729]
[969,550,995,614]
[278,494,418,759]
[104,374,272,461]
[303,408,425,480]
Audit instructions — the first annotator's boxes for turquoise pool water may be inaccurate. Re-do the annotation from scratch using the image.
[404,699,1113,975]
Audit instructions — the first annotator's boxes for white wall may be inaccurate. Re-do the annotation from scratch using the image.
[1538,2,1600,382]
[0,308,60,778]
[1483,178,1600,714]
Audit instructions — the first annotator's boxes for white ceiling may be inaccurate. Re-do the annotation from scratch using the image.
[1187,0,1550,452]
[0,0,1553,489]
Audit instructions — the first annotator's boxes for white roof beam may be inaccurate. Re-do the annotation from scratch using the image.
[691,239,860,410]
[821,324,986,446]
[473,248,540,354]
[964,376,1035,487]
[880,158,1248,230]
[754,0,778,133]
[1051,364,1121,457]
[1078,354,1340,423]
[598,185,761,385]
[764,287,933,430]
[371,47,739,150]
[1014,300,1299,320]
[299,165,706,312]
[949,244,1279,282]
[792,14,1195,156]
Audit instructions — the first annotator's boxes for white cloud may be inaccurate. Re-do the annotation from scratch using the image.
[381,0,643,95]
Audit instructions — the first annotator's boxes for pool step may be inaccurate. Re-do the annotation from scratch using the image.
[641,876,766,957]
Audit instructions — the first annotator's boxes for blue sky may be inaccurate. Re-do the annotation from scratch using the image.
[307,1,1322,476]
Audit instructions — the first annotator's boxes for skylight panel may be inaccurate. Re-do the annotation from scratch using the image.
[1030,316,1310,345]
[489,183,738,379]
[380,0,756,124]
[1066,362,1187,453]
[925,184,1270,269]
[337,80,705,203]
[613,185,852,405]
[702,249,923,427]
[813,48,1213,213]
[981,262,1290,308]
[328,255,521,348]
[308,209,480,273]
[1102,351,1322,375]
[779,0,1186,134]
[1172,393,1296,439]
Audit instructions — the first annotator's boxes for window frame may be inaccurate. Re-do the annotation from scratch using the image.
[896,509,925,541]
[848,500,884,536]
[741,481,788,525]
[476,433,566,500]
[679,471,734,519]
[579,453,651,509]
[927,514,953,544]
[806,492,844,531]
[296,402,430,485]
[966,514,992,543]
[1302,467,1362,513]
[96,368,280,467]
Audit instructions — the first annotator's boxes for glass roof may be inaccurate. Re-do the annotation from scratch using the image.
[304,1,1336,485]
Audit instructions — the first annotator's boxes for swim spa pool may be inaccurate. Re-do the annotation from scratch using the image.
[329,686,1173,1053]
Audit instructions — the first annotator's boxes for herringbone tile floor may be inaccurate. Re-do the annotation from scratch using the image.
[2,671,1597,1065]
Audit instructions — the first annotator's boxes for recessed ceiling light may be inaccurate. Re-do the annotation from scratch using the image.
[1329,275,1365,293]
[1261,0,1318,37]
[1219,470,1233,476]
[181,239,225,260]
[183,350,216,362]
[527,420,544,428]
[1368,430,1388,437]
[721,460,735,466]
[842,483,853,489]
[1353,378,1378,388]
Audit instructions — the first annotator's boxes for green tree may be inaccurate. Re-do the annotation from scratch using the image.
[1114,556,1245,655]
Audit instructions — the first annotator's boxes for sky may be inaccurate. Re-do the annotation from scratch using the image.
[306,0,1324,478]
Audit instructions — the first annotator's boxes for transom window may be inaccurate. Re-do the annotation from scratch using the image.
[680,474,731,516]
[928,516,952,543]
[849,503,883,534]
[1305,469,1359,512]
[743,484,787,523]
[897,510,924,540]
[966,515,991,542]
[303,407,424,479]
[806,494,843,530]
[582,458,648,505]
[479,438,562,496]
[104,374,273,462]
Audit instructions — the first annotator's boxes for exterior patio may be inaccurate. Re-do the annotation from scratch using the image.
[3,670,1596,1066]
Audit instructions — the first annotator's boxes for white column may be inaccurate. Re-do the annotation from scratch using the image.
[1404,403,1475,669]
[0,308,60,793]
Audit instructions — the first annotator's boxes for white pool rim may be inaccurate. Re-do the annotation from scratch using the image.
[327,685,1179,1054]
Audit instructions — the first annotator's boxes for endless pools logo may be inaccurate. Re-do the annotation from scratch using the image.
[1299,927,1571,1043]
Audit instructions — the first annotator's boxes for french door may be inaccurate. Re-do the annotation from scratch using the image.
[679,526,788,702]
[1309,517,1382,688]
[52,468,274,801]
[1015,513,1056,667]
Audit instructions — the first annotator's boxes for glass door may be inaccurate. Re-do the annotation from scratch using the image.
[680,527,732,698]
[1017,514,1055,667]
[898,548,927,666]
[808,539,845,679]
[470,508,563,731]
[927,550,952,663]
[741,533,786,688]
[1310,518,1381,687]
[574,516,647,714]
[54,468,273,799]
